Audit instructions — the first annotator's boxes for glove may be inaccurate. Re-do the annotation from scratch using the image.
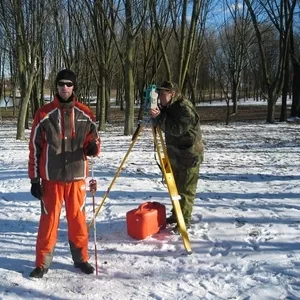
[85,141,98,156]
[31,182,43,200]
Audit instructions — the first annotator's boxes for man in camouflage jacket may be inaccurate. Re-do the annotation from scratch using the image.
[150,81,204,228]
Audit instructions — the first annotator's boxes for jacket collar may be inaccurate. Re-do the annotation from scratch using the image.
[53,94,76,109]
[168,94,181,106]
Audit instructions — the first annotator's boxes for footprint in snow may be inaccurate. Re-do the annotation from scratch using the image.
[288,221,300,229]
[245,235,261,251]
[234,217,246,228]
[245,228,274,251]
[209,239,232,256]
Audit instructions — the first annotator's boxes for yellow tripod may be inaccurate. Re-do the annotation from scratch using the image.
[88,121,192,254]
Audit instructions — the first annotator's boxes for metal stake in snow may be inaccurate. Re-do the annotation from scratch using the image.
[89,158,98,276]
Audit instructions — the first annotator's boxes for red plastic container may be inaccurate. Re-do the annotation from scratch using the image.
[126,202,166,240]
[152,201,167,230]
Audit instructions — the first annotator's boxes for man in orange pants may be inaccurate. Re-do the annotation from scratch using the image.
[28,69,100,278]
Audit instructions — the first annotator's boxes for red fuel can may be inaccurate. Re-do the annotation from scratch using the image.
[126,202,166,240]
[152,201,166,230]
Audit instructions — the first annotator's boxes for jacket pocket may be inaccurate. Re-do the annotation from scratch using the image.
[168,146,199,168]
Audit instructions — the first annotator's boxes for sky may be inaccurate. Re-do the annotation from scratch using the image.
[0,102,300,299]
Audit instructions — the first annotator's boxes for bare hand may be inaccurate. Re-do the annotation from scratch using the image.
[150,107,160,118]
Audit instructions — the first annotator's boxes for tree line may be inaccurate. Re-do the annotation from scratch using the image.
[0,0,299,139]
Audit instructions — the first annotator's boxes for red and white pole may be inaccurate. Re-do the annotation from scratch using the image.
[89,158,98,276]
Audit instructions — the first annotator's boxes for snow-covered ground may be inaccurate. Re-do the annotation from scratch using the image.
[0,116,299,299]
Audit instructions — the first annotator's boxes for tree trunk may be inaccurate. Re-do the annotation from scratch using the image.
[96,84,101,121]
[187,73,196,105]
[124,42,135,135]
[290,62,300,118]
[266,99,276,123]
[98,71,106,131]
[31,82,40,117]
[280,55,289,122]
[16,89,32,140]
[225,99,230,125]
[231,82,239,114]
[105,85,110,123]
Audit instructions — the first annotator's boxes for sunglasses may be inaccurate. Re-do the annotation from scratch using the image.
[57,81,74,87]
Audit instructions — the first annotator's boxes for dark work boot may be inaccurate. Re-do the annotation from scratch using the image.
[74,261,95,274]
[166,215,177,225]
[29,267,48,278]
[172,223,191,235]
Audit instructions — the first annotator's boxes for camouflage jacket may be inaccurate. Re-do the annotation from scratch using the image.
[153,95,204,167]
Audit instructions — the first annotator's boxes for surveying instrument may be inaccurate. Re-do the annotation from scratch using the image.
[88,84,192,254]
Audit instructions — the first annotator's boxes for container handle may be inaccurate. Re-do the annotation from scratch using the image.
[138,202,152,210]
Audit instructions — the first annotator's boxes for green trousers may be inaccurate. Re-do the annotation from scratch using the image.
[170,159,200,225]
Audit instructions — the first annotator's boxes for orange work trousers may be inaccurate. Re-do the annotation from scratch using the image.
[35,179,89,268]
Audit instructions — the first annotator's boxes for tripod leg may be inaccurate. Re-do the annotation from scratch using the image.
[152,126,192,254]
[88,124,144,229]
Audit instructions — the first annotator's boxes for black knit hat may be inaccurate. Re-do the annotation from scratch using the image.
[156,81,178,93]
[55,69,77,89]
